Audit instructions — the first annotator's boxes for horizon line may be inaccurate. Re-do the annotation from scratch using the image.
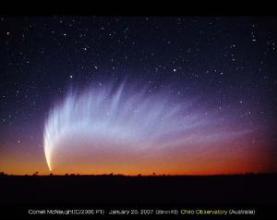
[1,171,276,177]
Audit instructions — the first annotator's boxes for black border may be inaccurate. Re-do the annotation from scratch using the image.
[0,0,276,16]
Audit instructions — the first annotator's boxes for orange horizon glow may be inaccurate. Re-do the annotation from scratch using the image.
[0,142,274,176]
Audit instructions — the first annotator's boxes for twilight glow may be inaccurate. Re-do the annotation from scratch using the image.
[43,81,262,174]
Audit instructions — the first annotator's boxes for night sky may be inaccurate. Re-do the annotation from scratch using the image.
[0,16,276,175]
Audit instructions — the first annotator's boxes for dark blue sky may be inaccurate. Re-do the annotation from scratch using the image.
[0,16,276,174]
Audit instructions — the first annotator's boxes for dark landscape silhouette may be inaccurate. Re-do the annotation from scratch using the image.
[0,172,276,218]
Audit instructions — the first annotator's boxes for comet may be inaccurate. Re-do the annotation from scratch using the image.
[43,80,252,173]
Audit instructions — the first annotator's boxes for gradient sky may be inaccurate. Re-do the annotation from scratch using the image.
[0,16,276,175]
